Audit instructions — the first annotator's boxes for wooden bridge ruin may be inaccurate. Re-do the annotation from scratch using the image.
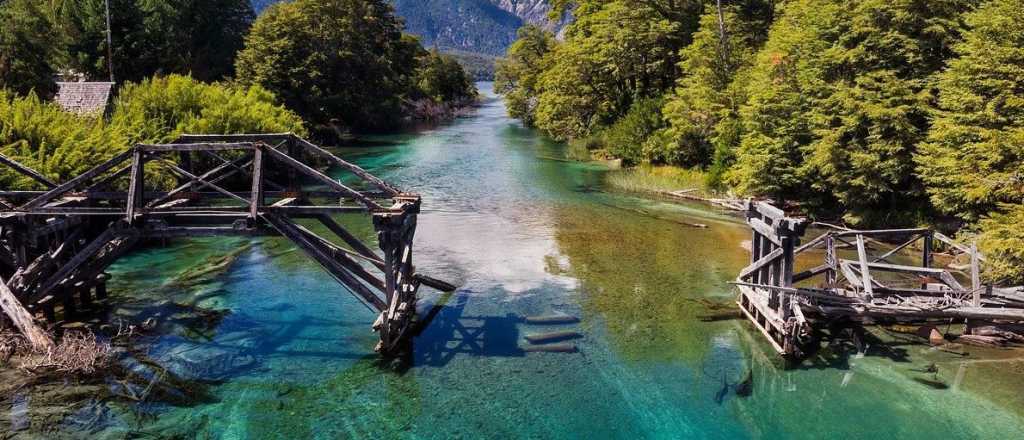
[736,201,1024,359]
[0,133,454,354]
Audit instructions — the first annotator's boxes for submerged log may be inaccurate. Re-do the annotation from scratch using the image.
[956,334,1007,348]
[524,314,580,325]
[525,331,581,344]
[522,343,577,353]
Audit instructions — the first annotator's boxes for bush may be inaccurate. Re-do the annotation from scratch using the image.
[0,90,129,187]
[1,75,304,189]
[414,51,477,104]
[977,204,1024,285]
[602,97,665,166]
[110,75,305,144]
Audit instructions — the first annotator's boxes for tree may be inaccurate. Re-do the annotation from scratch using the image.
[914,0,1024,283]
[235,0,418,132]
[415,50,477,104]
[916,0,1024,221]
[0,0,64,97]
[532,0,693,141]
[730,0,973,223]
[494,25,556,127]
[58,0,254,83]
[658,1,774,168]
[728,0,840,204]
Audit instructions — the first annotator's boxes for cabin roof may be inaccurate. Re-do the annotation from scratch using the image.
[54,82,114,115]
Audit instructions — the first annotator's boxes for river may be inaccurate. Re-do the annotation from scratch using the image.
[15,83,1024,438]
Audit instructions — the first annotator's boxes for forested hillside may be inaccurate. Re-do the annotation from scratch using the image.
[496,0,1024,283]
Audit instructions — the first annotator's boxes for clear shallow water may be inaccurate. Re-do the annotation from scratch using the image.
[14,84,1024,438]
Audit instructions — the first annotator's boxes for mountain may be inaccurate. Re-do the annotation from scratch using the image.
[250,1,562,56]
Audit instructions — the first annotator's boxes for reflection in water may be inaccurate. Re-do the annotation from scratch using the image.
[10,83,1024,438]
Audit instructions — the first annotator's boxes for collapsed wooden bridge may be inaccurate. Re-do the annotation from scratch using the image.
[736,201,1024,358]
[0,133,454,354]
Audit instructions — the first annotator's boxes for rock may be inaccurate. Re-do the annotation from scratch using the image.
[915,326,946,345]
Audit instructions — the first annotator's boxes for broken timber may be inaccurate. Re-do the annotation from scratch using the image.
[0,133,454,355]
[735,201,1024,359]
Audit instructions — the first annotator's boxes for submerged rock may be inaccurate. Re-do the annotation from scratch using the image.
[158,341,258,381]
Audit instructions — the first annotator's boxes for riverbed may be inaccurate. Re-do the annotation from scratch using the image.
[6,83,1024,438]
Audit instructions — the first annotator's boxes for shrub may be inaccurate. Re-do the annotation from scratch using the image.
[602,97,665,166]
[977,205,1024,285]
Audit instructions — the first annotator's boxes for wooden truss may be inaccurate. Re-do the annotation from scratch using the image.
[0,133,454,354]
[735,201,1024,358]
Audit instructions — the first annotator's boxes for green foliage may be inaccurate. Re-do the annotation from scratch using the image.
[0,89,127,186]
[0,75,303,188]
[0,0,64,97]
[237,0,471,133]
[916,0,1024,221]
[532,0,694,141]
[414,51,478,104]
[602,96,665,166]
[727,0,837,202]
[110,74,306,144]
[977,204,1024,284]
[56,0,254,83]
[728,0,973,223]
[660,4,771,168]
[494,25,555,126]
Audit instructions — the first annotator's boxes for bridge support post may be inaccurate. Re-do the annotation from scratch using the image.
[372,196,422,354]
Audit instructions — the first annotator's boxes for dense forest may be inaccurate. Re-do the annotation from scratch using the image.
[0,0,476,182]
[496,0,1024,283]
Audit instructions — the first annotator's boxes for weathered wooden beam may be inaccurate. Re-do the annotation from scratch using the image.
[20,149,134,209]
[261,213,386,311]
[0,153,57,188]
[250,147,264,218]
[0,274,53,349]
[201,150,285,191]
[872,233,923,264]
[146,153,254,208]
[739,247,784,280]
[156,159,252,206]
[126,148,145,223]
[748,218,782,246]
[856,235,874,298]
[30,228,119,303]
[971,241,982,307]
[263,146,384,210]
[291,136,402,196]
[138,142,256,152]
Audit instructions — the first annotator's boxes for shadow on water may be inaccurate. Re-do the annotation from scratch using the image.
[412,293,524,367]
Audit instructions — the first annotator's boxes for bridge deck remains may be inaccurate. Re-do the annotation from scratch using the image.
[0,133,453,354]
[736,201,1024,359]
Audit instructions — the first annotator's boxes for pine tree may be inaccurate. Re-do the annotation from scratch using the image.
[915,0,1024,283]
[916,0,1024,220]
[658,1,774,168]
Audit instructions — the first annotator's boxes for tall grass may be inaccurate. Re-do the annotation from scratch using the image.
[604,165,716,197]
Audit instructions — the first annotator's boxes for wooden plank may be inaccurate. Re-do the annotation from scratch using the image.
[872,234,923,264]
[262,213,386,310]
[157,159,252,206]
[126,149,145,223]
[30,228,119,303]
[250,147,264,218]
[263,146,384,210]
[271,197,297,207]
[0,274,53,349]
[856,235,874,298]
[0,153,57,188]
[739,247,784,280]
[749,218,781,246]
[839,259,948,275]
[970,241,981,307]
[201,150,285,191]
[138,142,256,152]
[839,261,864,289]
[146,153,254,208]
[291,136,402,196]
[316,214,384,268]
[20,149,133,209]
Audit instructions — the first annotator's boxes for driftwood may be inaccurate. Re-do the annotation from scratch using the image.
[0,275,53,350]
[524,314,579,325]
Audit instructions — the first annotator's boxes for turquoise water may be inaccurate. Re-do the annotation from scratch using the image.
[16,84,1024,438]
